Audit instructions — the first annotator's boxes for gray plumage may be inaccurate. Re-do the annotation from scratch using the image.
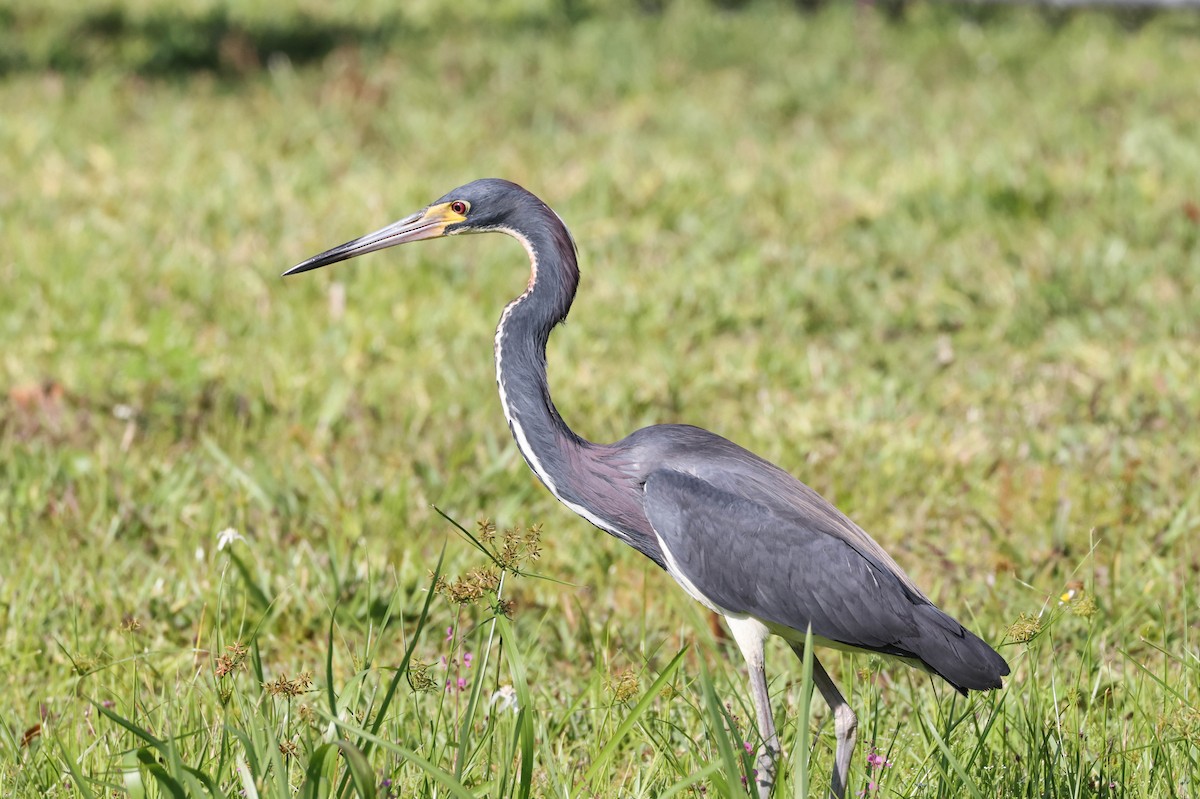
[286,178,1010,798]
[636,440,1007,694]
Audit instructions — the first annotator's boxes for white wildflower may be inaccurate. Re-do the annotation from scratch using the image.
[217,527,245,551]
[489,685,519,714]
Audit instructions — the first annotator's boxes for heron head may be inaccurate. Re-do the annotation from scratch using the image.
[283,178,543,276]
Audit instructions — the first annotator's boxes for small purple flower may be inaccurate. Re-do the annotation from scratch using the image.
[445,626,454,643]
[463,652,473,667]
[865,748,892,770]
[743,741,754,754]
[457,677,467,691]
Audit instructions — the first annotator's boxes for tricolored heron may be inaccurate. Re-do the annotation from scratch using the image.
[285,179,1009,798]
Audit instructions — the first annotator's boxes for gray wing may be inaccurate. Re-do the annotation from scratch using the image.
[641,468,1008,691]
[642,468,922,651]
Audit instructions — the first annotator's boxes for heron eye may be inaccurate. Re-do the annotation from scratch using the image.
[450,201,468,215]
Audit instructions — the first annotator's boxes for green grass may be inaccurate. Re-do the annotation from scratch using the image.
[2,1,1199,796]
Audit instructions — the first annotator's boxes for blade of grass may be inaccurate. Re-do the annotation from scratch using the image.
[659,761,724,799]
[359,566,405,672]
[250,636,266,688]
[0,711,19,760]
[304,741,377,799]
[432,505,496,563]
[263,724,288,799]
[455,574,503,781]
[333,544,446,798]
[326,606,339,720]
[697,660,745,797]
[227,550,273,613]
[455,564,520,782]
[581,646,689,788]
[58,740,98,799]
[792,627,815,799]
[316,708,476,799]
[94,703,167,753]
[923,715,985,799]
[961,691,1008,772]
[121,750,146,799]
[181,766,223,798]
[136,749,187,799]
[203,437,272,509]
[236,754,260,799]
[1121,645,1197,707]
[301,739,337,799]
[227,726,262,788]
[364,543,445,743]
[493,613,536,799]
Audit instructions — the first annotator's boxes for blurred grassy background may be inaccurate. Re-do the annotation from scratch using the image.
[1,1,1198,796]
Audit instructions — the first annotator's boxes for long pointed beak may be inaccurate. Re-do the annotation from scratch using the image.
[283,204,460,277]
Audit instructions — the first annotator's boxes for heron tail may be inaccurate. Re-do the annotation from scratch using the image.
[906,604,1011,696]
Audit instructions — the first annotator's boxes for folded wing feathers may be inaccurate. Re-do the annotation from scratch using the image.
[642,469,1009,693]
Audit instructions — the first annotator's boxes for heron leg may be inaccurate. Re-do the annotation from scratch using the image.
[745,657,781,797]
[788,643,857,799]
[727,617,779,798]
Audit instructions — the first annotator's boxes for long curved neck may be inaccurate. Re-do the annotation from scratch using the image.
[493,217,588,484]
[490,208,667,570]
